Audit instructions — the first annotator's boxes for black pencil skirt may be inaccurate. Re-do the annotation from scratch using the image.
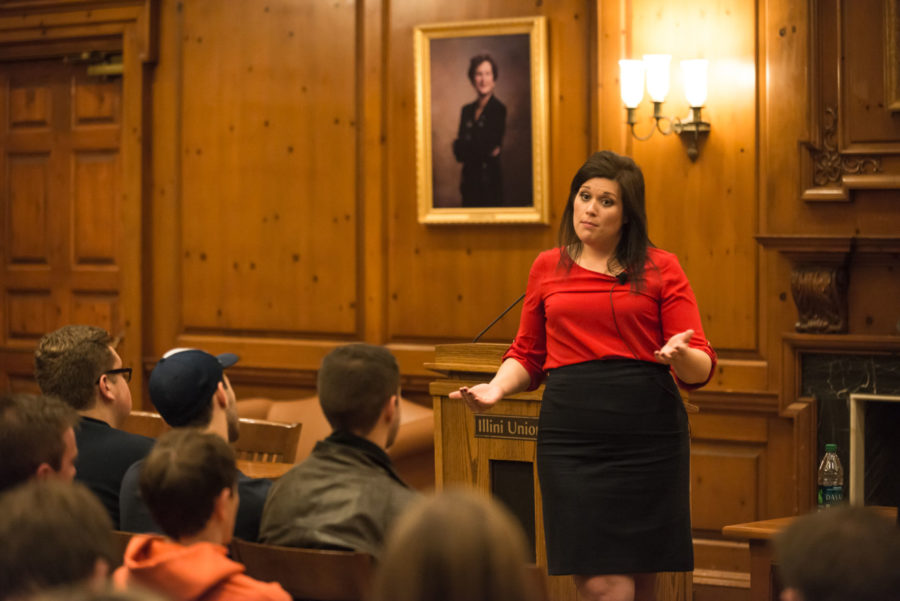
[537,359,693,575]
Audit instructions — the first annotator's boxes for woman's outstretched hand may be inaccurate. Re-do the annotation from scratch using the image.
[449,383,504,413]
[654,329,695,366]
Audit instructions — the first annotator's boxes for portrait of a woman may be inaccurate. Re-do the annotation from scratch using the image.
[452,54,507,207]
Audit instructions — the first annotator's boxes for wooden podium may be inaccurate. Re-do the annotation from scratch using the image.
[427,343,691,601]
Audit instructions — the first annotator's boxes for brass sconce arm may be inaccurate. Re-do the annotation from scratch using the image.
[625,105,710,160]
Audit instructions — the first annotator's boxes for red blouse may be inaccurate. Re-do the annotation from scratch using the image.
[503,247,717,391]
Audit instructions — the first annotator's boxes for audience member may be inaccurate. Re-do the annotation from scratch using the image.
[0,393,78,492]
[29,589,169,601]
[114,429,289,601]
[773,505,900,601]
[0,480,114,601]
[118,348,270,540]
[372,488,538,601]
[34,325,153,523]
[260,343,418,557]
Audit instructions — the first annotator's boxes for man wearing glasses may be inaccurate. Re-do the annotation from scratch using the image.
[34,325,153,524]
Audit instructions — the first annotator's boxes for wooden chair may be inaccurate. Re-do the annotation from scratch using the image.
[121,410,169,438]
[230,539,374,601]
[121,411,301,465]
[233,417,301,463]
[109,529,135,569]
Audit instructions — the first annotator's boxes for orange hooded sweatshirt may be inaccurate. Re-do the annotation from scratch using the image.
[113,534,290,601]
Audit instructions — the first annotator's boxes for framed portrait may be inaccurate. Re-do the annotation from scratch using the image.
[414,17,549,224]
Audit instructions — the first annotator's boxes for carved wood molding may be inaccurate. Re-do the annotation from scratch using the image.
[790,264,848,333]
[758,235,900,333]
[802,107,890,202]
[812,108,881,186]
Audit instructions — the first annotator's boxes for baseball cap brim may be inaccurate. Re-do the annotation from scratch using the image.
[217,353,239,368]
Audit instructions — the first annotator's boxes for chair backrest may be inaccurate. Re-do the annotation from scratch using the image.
[121,411,169,438]
[109,530,135,569]
[233,418,302,463]
[122,411,301,464]
[230,538,374,601]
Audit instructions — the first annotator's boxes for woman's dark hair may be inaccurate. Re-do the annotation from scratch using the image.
[467,54,498,84]
[557,150,650,287]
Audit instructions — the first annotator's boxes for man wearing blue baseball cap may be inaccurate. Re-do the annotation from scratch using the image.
[118,348,272,540]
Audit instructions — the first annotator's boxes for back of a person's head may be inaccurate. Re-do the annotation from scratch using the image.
[774,505,900,601]
[373,488,535,601]
[0,394,78,492]
[139,428,237,540]
[28,587,170,601]
[317,343,399,434]
[34,325,114,410]
[0,480,113,600]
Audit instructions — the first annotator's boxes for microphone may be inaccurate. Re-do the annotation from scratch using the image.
[472,293,526,343]
[616,272,628,285]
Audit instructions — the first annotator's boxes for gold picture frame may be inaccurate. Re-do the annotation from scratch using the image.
[414,17,549,224]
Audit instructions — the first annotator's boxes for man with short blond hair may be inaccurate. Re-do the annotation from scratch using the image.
[34,325,153,524]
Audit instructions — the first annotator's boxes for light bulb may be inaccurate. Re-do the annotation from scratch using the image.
[681,59,709,108]
[642,54,671,103]
[618,60,644,109]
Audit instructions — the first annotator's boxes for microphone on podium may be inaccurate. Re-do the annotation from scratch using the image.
[472,293,526,343]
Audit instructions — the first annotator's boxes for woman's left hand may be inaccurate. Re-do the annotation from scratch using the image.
[654,329,694,366]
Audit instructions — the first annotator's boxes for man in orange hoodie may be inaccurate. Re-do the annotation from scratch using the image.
[113,429,289,601]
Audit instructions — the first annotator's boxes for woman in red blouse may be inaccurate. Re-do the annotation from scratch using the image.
[451,151,716,601]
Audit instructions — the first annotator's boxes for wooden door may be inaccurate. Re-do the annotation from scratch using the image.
[0,58,125,392]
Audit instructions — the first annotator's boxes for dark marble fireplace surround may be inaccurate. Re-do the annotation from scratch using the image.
[802,353,900,507]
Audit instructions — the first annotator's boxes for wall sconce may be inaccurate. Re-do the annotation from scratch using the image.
[618,56,710,161]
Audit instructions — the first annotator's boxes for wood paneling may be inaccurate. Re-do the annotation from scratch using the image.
[148,0,595,393]
[691,443,763,531]
[616,0,760,356]
[386,1,591,344]
[7,154,50,263]
[178,1,357,337]
[0,2,152,396]
[73,151,119,264]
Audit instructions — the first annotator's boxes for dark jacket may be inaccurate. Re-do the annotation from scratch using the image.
[259,431,417,558]
[452,94,507,207]
[119,458,271,541]
[74,417,154,526]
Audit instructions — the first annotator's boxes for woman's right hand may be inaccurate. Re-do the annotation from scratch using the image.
[449,383,504,413]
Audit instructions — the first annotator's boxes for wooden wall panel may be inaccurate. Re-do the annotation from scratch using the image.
[6,290,54,342]
[691,443,763,531]
[73,152,119,263]
[7,155,50,263]
[9,85,50,126]
[841,0,900,148]
[176,1,357,338]
[73,79,120,125]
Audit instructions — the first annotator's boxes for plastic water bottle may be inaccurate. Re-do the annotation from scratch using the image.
[817,443,844,510]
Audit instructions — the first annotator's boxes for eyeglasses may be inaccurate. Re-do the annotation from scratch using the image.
[97,367,133,384]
